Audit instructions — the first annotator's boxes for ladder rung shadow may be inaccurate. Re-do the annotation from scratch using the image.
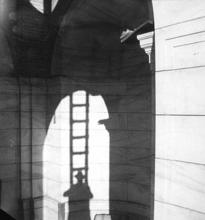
[72,135,87,139]
[71,104,87,107]
[72,119,88,123]
[72,167,88,171]
[72,151,87,155]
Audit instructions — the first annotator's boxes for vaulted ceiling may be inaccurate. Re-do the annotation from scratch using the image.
[2,0,154,77]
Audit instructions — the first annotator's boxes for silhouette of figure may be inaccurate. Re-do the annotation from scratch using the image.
[64,171,93,220]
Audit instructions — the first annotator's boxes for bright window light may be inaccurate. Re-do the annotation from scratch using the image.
[29,0,59,13]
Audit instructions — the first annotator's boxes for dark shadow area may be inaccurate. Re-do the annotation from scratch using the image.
[0,1,73,219]
[0,209,16,220]
[0,0,154,219]
[95,213,149,220]
[6,0,73,77]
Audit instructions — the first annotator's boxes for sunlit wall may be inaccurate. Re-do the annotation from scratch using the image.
[43,91,110,219]
[153,1,205,219]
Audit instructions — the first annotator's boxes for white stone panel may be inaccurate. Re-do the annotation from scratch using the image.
[153,0,205,28]
[156,67,205,115]
[155,159,205,213]
[156,116,205,164]
[155,201,205,220]
[155,17,205,70]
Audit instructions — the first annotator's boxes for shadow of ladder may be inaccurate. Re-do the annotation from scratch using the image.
[70,91,89,185]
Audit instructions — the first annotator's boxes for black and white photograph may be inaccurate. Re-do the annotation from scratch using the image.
[0,0,204,219]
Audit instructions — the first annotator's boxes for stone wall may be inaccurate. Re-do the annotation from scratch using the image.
[153,1,205,219]
[0,77,19,218]
[0,76,48,219]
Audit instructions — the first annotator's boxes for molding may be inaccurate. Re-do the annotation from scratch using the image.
[137,31,154,63]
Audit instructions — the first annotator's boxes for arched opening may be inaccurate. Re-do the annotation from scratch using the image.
[43,91,110,220]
